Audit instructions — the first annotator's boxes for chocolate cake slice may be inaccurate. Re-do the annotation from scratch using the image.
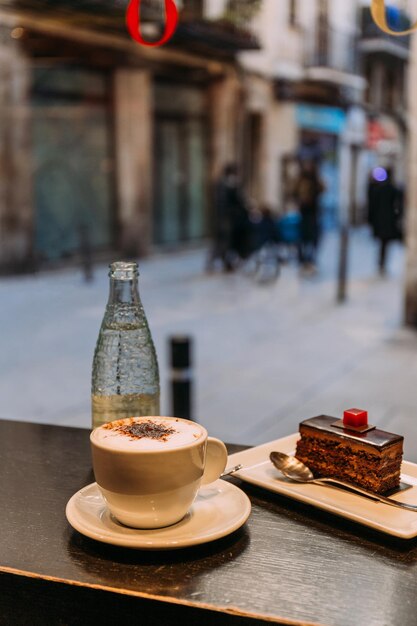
[295,412,403,494]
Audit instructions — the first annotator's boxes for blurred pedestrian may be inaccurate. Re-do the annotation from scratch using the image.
[207,163,249,271]
[296,161,324,275]
[368,168,403,275]
[251,205,279,251]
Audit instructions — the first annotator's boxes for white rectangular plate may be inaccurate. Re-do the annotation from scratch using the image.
[227,434,417,539]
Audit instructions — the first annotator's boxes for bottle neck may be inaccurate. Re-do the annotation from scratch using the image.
[108,278,140,305]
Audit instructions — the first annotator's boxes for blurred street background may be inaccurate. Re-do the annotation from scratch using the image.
[3,229,417,460]
[2,0,417,451]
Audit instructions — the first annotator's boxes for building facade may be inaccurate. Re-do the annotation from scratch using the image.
[0,0,257,271]
[0,0,415,273]
[405,0,417,325]
[238,0,412,230]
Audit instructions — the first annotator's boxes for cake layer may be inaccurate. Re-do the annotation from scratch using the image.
[296,439,401,493]
[295,415,403,494]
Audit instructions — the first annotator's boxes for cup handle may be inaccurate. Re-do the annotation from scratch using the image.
[201,437,228,485]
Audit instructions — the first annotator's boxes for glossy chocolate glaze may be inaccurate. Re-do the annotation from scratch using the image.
[299,415,403,449]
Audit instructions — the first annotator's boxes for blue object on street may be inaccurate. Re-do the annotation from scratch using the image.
[277,213,301,244]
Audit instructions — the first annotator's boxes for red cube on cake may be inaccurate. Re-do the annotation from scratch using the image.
[343,408,368,429]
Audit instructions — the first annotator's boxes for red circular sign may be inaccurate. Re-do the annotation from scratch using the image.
[126,0,179,47]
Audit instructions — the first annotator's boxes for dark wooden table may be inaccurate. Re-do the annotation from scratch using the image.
[2,419,417,626]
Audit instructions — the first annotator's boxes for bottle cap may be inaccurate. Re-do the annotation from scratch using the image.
[109,261,139,280]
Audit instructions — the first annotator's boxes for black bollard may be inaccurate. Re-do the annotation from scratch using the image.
[169,336,193,421]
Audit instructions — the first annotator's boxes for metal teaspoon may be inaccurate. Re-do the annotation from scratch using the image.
[269,451,417,512]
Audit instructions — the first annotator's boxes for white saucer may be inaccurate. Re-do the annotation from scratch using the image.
[66,480,251,550]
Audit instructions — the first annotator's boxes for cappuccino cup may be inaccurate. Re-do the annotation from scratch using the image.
[90,416,228,528]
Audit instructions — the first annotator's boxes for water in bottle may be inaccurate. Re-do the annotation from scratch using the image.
[92,261,160,428]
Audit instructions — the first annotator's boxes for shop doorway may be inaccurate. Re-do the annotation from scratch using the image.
[153,84,208,245]
[32,67,114,262]
[243,113,262,203]
[299,130,339,230]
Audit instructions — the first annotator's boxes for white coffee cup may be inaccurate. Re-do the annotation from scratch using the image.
[90,416,228,528]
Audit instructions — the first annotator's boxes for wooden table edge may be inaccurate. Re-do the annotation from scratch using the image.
[0,564,324,626]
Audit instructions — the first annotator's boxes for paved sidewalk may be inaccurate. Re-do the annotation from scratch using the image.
[1,228,417,458]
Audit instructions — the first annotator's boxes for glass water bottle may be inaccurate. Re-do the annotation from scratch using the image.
[91,261,160,429]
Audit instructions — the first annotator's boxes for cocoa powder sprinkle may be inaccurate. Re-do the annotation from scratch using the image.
[112,421,177,441]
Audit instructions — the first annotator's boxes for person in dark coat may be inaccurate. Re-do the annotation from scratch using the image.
[207,163,249,271]
[368,168,403,275]
[296,160,324,273]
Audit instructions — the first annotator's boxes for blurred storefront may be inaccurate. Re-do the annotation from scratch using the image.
[239,0,411,229]
[295,104,346,229]
[153,83,208,246]
[0,0,414,273]
[0,0,257,272]
[359,2,409,209]
[32,66,114,261]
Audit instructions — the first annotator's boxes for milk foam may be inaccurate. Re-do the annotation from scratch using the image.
[93,417,204,451]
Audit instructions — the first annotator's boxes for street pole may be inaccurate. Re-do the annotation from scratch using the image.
[337,222,349,304]
[336,139,359,304]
